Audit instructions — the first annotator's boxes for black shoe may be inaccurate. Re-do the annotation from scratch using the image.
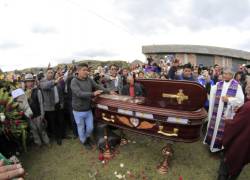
[56,139,62,145]
[217,175,228,180]
[217,174,229,180]
[62,135,72,139]
[44,143,52,148]
[83,140,92,150]
[86,137,95,146]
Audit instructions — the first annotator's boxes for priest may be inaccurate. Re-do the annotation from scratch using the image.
[204,68,244,152]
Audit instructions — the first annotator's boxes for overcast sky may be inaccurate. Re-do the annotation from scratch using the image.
[1,0,250,71]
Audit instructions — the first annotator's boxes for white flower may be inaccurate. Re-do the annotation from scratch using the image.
[116,174,123,179]
[114,171,117,175]
[0,113,5,122]
[132,141,136,144]
[120,163,124,168]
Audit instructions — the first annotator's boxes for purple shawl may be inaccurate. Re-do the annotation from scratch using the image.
[205,80,238,150]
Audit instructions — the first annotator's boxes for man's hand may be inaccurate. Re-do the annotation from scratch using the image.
[55,76,63,84]
[222,96,229,103]
[41,114,45,120]
[0,160,25,180]
[110,76,116,80]
[93,90,103,96]
[110,91,117,95]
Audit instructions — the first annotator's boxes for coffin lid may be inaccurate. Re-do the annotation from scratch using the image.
[134,79,207,111]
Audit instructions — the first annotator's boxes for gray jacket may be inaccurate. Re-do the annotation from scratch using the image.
[40,78,64,111]
[71,77,109,112]
[15,94,33,118]
[103,74,123,94]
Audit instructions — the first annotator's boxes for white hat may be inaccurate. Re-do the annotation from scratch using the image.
[223,67,234,74]
[11,88,25,99]
[24,73,34,81]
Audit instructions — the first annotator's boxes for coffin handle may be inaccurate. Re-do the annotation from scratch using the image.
[158,126,179,137]
[102,113,115,123]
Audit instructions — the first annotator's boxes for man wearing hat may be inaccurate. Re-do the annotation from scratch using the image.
[204,68,244,152]
[24,73,50,147]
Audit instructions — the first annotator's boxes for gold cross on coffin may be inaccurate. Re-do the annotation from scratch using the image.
[162,89,189,104]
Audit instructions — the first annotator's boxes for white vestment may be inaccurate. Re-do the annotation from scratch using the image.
[203,79,244,152]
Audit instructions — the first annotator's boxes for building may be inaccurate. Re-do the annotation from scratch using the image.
[142,44,250,71]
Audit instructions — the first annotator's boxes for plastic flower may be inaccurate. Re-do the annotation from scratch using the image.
[15,120,21,126]
[115,174,123,179]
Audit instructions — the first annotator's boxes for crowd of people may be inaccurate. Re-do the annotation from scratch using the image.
[0,57,250,179]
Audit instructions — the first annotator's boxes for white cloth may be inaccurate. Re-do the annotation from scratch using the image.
[64,70,69,93]
[15,94,33,118]
[114,76,119,88]
[11,88,25,99]
[203,79,244,152]
[54,86,59,104]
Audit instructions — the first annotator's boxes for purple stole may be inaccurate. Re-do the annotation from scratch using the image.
[205,80,238,150]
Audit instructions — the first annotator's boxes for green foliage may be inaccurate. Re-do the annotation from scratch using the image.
[77,60,130,69]
[0,82,27,135]
[4,60,131,74]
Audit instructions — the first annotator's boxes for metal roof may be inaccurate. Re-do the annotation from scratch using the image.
[142,44,250,60]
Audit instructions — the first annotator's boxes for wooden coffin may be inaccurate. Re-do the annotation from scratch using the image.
[93,79,207,142]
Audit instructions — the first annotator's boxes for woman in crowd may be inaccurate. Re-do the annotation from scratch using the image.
[121,74,145,97]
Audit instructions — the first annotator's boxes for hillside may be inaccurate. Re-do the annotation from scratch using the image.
[4,60,136,74]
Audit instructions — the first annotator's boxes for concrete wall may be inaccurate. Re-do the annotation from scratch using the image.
[145,53,248,71]
[142,45,250,60]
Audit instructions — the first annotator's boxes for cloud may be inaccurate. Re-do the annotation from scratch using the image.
[1,0,250,71]
[238,39,250,51]
[0,42,21,50]
[73,49,118,58]
[31,25,57,34]
[112,0,250,34]
[112,0,176,34]
[185,0,250,29]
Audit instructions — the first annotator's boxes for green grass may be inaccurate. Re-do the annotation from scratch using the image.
[21,131,250,180]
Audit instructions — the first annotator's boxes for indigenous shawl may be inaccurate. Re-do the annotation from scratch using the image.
[223,99,250,176]
[205,80,238,150]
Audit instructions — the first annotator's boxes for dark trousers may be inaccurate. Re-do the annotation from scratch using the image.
[64,104,78,137]
[70,106,78,137]
[45,110,64,140]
